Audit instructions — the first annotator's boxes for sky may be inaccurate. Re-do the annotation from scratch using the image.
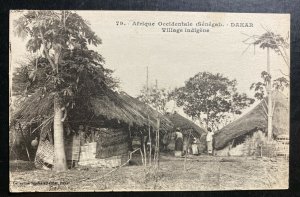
[79,11,289,97]
[9,11,290,120]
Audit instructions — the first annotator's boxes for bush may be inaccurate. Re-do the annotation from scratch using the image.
[241,130,267,156]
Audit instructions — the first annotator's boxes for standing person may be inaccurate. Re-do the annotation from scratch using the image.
[191,137,199,155]
[174,128,183,157]
[206,128,215,155]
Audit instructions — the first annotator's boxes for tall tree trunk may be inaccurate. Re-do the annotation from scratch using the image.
[53,95,67,171]
[267,47,273,141]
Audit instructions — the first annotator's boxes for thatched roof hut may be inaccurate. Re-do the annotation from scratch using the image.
[10,87,174,164]
[165,112,206,138]
[11,87,173,135]
[214,92,289,150]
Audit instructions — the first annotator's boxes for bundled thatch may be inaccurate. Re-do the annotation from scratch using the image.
[88,91,147,128]
[10,91,54,125]
[10,87,175,164]
[214,91,289,150]
[165,112,206,138]
[117,92,173,133]
[11,87,173,135]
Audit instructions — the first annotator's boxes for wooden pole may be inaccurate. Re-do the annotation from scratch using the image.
[153,117,160,166]
[157,118,160,167]
[146,66,152,165]
[184,130,192,171]
[143,132,147,166]
[148,116,151,165]
[267,47,273,141]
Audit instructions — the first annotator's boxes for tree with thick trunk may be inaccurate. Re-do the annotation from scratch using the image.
[12,10,116,171]
[53,96,67,171]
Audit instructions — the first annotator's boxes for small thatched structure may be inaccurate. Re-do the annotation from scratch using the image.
[214,91,289,150]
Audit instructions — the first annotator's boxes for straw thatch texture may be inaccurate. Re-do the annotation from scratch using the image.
[165,112,206,138]
[214,92,289,150]
[11,88,173,133]
[87,89,153,128]
[11,87,175,165]
[11,91,54,124]
[117,92,174,132]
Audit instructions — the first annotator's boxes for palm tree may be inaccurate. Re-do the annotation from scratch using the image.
[244,30,289,140]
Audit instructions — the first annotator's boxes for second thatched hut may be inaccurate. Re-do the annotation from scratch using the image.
[214,91,289,157]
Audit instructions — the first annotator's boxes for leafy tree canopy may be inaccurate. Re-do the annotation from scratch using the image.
[172,72,254,130]
[12,11,119,118]
[250,71,289,100]
[137,85,170,114]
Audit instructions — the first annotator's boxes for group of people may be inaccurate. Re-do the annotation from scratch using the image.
[174,127,215,156]
[137,126,215,157]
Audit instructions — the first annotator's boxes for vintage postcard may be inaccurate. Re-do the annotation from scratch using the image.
[9,10,290,191]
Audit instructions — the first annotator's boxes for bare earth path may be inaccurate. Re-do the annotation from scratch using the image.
[10,154,288,192]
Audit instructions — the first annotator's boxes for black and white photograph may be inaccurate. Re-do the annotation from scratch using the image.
[9,10,290,191]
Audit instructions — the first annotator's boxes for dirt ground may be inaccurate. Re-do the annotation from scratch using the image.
[9,153,288,192]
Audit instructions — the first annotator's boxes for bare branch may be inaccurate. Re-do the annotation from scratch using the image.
[261,98,269,116]
[261,103,268,116]
[263,98,268,108]
[260,24,271,34]
[241,43,253,55]
[277,47,290,68]
[277,69,290,77]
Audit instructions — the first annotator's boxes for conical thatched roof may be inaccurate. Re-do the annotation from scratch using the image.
[165,112,206,138]
[214,91,289,150]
